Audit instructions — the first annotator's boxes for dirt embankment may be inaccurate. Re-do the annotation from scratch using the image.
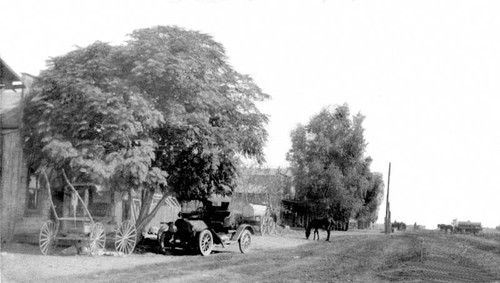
[378,231,500,282]
[2,229,500,283]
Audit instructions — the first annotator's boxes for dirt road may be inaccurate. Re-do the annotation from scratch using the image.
[2,229,500,282]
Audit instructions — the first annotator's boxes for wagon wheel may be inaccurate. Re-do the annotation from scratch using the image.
[198,229,214,256]
[268,218,277,235]
[39,220,59,255]
[238,229,252,253]
[260,217,268,236]
[115,220,137,255]
[89,222,106,256]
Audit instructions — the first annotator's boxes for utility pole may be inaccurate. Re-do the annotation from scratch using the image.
[384,162,392,234]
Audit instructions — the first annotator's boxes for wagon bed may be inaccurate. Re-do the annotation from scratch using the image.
[39,170,137,256]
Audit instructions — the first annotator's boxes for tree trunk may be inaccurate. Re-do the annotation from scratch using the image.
[135,191,171,236]
[135,188,153,236]
[136,188,151,225]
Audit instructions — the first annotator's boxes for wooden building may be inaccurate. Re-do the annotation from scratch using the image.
[1,58,30,245]
[232,167,293,226]
[0,58,58,244]
[234,167,293,207]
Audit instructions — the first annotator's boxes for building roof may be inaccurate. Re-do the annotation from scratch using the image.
[0,57,24,90]
[1,59,37,129]
[1,58,25,129]
[240,167,292,177]
[235,167,292,194]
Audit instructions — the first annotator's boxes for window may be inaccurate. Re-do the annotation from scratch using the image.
[27,175,39,210]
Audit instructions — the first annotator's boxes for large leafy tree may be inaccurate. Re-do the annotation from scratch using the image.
[117,26,269,201]
[23,26,268,236]
[286,104,383,229]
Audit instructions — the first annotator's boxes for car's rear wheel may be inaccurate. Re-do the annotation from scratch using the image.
[239,229,252,253]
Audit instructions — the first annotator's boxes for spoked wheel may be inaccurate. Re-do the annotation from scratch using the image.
[115,220,137,255]
[238,229,252,253]
[89,222,106,256]
[198,229,214,256]
[39,220,59,255]
[268,218,276,235]
[260,218,268,236]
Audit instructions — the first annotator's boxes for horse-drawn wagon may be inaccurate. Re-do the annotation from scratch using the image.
[241,203,277,235]
[453,220,482,235]
[39,170,138,256]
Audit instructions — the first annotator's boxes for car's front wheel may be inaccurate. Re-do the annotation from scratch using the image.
[198,229,214,256]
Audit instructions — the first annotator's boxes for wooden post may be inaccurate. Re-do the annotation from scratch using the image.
[385,162,392,234]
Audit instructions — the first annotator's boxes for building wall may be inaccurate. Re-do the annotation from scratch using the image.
[144,197,180,231]
[117,191,181,232]
[1,71,37,244]
[12,173,63,243]
[1,129,28,243]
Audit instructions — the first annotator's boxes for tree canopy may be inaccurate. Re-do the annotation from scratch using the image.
[23,25,269,233]
[286,104,383,226]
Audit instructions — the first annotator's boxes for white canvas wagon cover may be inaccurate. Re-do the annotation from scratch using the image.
[242,203,268,218]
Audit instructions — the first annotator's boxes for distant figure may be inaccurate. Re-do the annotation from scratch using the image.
[305,217,336,241]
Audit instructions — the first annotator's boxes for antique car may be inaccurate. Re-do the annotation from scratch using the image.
[157,200,255,256]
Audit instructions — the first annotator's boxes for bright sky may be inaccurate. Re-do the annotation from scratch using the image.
[1,0,499,229]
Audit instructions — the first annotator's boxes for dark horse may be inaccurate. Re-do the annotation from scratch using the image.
[438,224,454,233]
[305,217,335,241]
[392,221,407,232]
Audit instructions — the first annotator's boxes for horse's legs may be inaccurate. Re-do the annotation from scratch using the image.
[313,228,319,240]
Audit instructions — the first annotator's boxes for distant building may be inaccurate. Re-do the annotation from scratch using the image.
[234,167,294,205]
[230,167,293,225]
